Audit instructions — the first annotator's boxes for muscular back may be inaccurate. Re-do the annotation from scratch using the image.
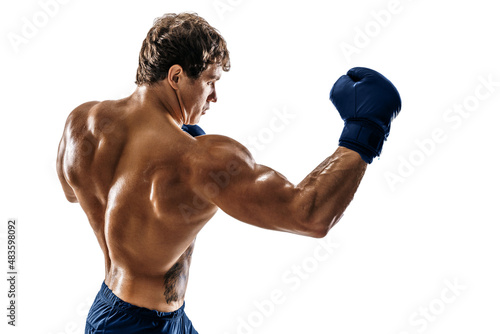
[57,98,218,311]
[58,87,368,313]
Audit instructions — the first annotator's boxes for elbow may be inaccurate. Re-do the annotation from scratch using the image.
[296,212,344,239]
[307,225,329,239]
[294,218,329,239]
[288,189,346,238]
[68,197,79,203]
[65,192,79,203]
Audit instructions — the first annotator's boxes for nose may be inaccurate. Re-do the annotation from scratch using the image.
[208,88,217,103]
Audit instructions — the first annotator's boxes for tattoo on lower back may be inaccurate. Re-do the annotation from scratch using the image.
[163,244,194,303]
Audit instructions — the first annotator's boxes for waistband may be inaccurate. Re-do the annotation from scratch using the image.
[98,281,186,320]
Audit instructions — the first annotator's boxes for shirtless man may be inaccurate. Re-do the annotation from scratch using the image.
[56,12,401,334]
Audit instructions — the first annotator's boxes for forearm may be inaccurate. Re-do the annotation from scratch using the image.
[293,146,367,237]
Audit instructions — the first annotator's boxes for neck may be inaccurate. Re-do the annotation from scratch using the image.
[132,83,185,127]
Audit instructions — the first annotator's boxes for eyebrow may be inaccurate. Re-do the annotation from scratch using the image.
[207,73,221,81]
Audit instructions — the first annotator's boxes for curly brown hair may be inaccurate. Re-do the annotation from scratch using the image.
[136,12,230,85]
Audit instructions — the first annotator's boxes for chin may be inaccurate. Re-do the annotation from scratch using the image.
[193,115,203,124]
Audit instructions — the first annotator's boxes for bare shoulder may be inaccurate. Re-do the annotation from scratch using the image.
[64,100,127,136]
[193,134,254,171]
[195,134,251,158]
[192,134,290,183]
[185,134,266,200]
[64,101,100,129]
[59,99,129,194]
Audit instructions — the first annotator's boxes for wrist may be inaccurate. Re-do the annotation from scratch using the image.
[339,119,386,164]
[336,146,369,165]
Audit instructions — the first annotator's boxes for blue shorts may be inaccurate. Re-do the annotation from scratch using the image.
[85,282,198,334]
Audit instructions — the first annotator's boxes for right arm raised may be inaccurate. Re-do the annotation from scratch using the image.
[187,67,401,238]
[188,136,367,238]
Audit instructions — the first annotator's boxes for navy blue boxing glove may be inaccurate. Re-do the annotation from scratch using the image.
[182,124,206,137]
[330,67,401,163]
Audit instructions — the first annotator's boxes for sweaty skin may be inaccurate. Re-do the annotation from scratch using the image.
[57,64,367,313]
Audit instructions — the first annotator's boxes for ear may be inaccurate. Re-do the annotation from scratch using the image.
[167,64,184,90]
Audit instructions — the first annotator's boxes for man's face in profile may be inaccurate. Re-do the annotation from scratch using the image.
[177,64,222,125]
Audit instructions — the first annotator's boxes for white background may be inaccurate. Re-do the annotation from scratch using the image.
[1,0,499,333]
